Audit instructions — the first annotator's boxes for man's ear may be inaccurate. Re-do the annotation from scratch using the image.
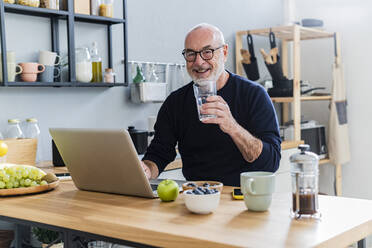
[223,44,228,63]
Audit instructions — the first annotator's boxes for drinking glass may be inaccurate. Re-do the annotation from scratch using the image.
[193,80,217,121]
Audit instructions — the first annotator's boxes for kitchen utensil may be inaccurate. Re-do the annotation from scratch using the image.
[240,33,260,81]
[39,65,60,82]
[0,62,22,82]
[183,189,221,214]
[268,79,326,97]
[127,126,148,155]
[240,171,275,212]
[290,144,320,219]
[39,50,61,66]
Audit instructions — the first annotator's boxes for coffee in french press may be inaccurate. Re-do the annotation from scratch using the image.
[289,144,321,219]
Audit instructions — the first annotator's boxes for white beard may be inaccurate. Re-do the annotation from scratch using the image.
[191,56,225,84]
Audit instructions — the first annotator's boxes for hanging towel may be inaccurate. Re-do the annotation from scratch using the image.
[328,53,351,165]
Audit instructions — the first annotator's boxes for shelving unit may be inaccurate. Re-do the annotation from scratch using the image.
[236,25,342,195]
[0,0,128,87]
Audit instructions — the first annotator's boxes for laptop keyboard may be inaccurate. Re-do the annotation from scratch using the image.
[150,184,158,191]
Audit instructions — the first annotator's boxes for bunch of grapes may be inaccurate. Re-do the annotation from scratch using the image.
[0,164,48,189]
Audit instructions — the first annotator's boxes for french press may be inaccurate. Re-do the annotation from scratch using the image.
[290,144,321,219]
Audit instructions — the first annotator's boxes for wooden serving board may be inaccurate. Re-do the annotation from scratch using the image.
[0,180,59,196]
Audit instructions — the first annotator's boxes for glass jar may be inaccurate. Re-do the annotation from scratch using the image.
[24,118,40,139]
[24,118,42,163]
[17,0,40,7]
[6,119,23,139]
[91,0,101,15]
[104,68,116,83]
[99,0,113,18]
[75,47,92,83]
[290,144,320,219]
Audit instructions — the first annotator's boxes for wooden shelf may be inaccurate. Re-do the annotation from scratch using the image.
[4,3,69,18]
[74,14,125,25]
[281,140,304,150]
[319,158,331,165]
[236,25,334,41]
[5,81,125,87]
[271,95,332,103]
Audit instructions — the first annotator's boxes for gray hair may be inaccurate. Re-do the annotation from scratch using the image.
[186,23,225,45]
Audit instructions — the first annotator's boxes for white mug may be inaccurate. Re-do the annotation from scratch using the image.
[39,50,61,66]
[0,62,23,82]
[0,51,16,63]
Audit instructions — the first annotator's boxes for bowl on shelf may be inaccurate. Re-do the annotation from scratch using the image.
[182,181,223,192]
[183,189,221,214]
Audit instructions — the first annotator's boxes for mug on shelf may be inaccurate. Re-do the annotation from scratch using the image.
[39,50,61,66]
[39,65,60,82]
[19,63,45,82]
[0,62,23,82]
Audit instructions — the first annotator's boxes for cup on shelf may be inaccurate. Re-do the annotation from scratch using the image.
[39,65,60,82]
[19,63,45,82]
[0,62,23,82]
[39,50,61,66]
[0,51,23,82]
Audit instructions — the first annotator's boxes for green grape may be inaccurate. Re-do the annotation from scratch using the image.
[13,181,20,188]
[0,181,5,189]
[9,177,15,183]
[16,173,22,180]
[30,181,38,187]
[0,170,5,178]
[36,172,44,180]
[6,167,16,176]
[6,182,13,189]
[40,180,48,186]
[22,169,29,178]
[3,175,10,183]
[20,179,25,187]
[24,178,32,187]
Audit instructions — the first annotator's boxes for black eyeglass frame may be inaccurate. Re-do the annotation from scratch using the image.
[182,45,225,62]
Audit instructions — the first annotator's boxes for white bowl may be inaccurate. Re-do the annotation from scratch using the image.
[183,189,221,214]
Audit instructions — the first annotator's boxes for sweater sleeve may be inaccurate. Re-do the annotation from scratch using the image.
[247,85,281,172]
[142,95,178,174]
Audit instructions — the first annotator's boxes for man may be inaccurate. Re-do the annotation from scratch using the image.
[141,23,281,186]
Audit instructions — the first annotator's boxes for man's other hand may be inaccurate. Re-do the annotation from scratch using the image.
[140,161,152,179]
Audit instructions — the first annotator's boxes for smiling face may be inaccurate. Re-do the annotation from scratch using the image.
[184,26,228,84]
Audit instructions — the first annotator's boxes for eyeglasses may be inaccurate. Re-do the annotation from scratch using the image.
[182,45,225,62]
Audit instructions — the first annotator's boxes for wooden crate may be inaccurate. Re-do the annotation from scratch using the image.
[3,138,37,165]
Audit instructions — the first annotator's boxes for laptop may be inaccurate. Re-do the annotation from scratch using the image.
[49,128,184,198]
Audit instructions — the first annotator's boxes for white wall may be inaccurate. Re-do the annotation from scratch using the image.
[292,0,372,200]
[0,0,282,161]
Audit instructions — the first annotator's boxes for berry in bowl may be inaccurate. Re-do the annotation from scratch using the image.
[183,186,221,214]
[182,181,223,192]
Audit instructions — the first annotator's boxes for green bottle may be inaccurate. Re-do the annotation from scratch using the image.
[132,65,145,83]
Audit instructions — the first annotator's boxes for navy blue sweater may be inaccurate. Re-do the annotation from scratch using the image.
[143,72,281,186]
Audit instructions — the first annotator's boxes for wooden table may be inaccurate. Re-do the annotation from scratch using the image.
[0,181,371,248]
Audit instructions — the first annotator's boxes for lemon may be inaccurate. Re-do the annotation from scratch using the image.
[0,141,8,157]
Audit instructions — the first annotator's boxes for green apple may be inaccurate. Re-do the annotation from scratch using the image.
[157,179,179,202]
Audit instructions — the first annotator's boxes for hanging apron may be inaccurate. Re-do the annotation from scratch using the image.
[328,55,351,165]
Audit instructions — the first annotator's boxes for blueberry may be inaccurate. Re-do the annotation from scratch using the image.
[186,191,193,194]
[211,189,219,194]
[204,188,213,194]
[186,182,197,187]
[192,189,203,195]
[202,182,210,188]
